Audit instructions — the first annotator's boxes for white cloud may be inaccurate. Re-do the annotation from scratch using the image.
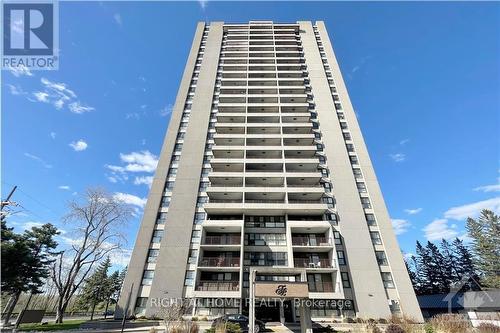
[113,13,122,26]
[119,151,158,173]
[6,84,26,95]
[392,219,412,235]
[24,152,52,168]
[159,104,173,117]
[134,176,153,186]
[9,65,33,77]
[16,77,95,114]
[404,208,422,215]
[69,139,88,151]
[68,102,94,114]
[58,185,70,190]
[113,192,147,208]
[399,139,410,146]
[109,248,132,267]
[21,221,45,231]
[423,218,458,241]
[389,153,406,162]
[50,132,57,139]
[444,197,500,220]
[105,151,158,184]
[33,91,49,102]
[474,180,500,193]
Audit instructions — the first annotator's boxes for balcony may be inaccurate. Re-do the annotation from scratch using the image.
[203,235,241,245]
[308,281,334,293]
[294,258,334,269]
[292,236,330,246]
[196,281,239,291]
[199,257,240,267]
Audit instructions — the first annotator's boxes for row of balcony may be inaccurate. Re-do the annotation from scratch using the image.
[194,281,334,293]
[220,58,304,65]
[200,235,329,246]
[197,257,335,269]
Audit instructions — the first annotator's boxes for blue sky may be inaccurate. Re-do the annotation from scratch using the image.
[2,1,499,268]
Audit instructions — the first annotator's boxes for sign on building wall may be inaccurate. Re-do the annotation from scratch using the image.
[255,282,309,298]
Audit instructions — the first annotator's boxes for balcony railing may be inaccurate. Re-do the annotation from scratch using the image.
[196,281,239,291]
[199,257,240,267]
[308,281,334,292]
[288,200,323,204]
[294,258,333,269]
[203,235,241,245]
[292,237,330,246]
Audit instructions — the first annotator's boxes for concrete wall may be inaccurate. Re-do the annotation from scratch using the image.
[115,22,207,318]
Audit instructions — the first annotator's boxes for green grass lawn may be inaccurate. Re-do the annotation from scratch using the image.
[18,319,85,331]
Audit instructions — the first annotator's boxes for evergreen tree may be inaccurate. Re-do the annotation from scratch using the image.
[1,222,59,325]
[440,239,459,286]
[76,257,112,320]
[426,241,450,293]
[452,237,480,290]
[466,209,500,288]
[415,241,433,294]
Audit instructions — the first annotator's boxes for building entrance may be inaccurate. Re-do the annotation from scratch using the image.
[255,303,280,322]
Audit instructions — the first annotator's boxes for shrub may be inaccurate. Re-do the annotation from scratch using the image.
[423,323,435,333]
[428,314,470,333]
[149,329,157,333]
[378,319,388,324]
[343,317,355,323]
[476,323,500,333]
[356,318,365,323]
[201,317,209,321]
[367,323,382,333]
[385,324,405,333]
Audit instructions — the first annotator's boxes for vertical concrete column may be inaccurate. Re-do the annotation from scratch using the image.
[145,22,224,317]
[299,304,312,333]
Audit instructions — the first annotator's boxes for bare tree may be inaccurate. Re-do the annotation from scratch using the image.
[51,188,132,323]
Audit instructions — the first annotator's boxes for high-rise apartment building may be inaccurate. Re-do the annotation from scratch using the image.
[116,21,423,323]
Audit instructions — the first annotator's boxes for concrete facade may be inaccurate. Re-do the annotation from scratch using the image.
[116,21,423,323]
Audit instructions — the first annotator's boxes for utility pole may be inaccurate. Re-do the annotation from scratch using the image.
[1,185,18,221]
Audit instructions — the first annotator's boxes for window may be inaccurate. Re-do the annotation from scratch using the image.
[340,122,348,130]
[161,196,171,208]
[323,182,332,193]
[134,297,148,315]
[174,143,183,152]
[196,196,208,207]
[322,197,335,208]
[341,272,351,288]
[370,231,382,245]
[343,132,351,140]
[356,182,367,193]
[366,213,377,226]
[171,155,181,162]
[151,230,164,243]
[165,181,175,192]
[244,216,285,228]
[349,156,359,165]
[326,213,338,225]
[193,212,206,224]
[352,168,362,179]
[147,249,159,263]
[245,233,286,246]
[337,250,346,265]
[199,182,209,191]
[381,272,395,288]
[337,112,344,119]
[141,270,154,285]
[156,212,167,224]
[333,231,342,245]
[321,168,329,177]
[335,103,342,111]
[176,132,185,140]
[346,143,355,152]
[184,271,195,286]
[376,251,388,266]
[188,249,199,264]
[167,168,177,178]
[191,230,201,243]
[243,252,287,266]
[361,197,371,209]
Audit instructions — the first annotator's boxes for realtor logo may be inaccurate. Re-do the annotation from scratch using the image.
[2,1,59,70]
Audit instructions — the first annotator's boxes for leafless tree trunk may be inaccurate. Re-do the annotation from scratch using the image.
[51,188,131,323]
[2,291,20,326]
